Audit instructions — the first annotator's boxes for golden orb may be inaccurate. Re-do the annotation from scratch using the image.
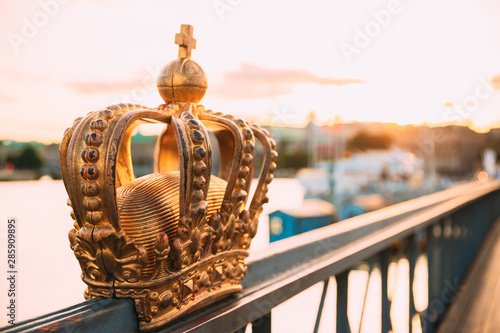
[157,58,207,103]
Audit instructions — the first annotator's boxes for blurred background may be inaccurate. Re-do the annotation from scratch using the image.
[1,0,500,330]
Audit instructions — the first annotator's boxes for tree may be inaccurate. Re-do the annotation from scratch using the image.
[348,131,393,151]
[276,150,308,170]
[7,145,43,170]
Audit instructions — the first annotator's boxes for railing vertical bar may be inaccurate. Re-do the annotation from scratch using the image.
[450,213,460,290]
[462,205,474,279]
[313,279,330,333]
[336,270,351,333]
[424,222,436,333]
[439,218,451,323]
[234,325,247,333]
[252,313,271,333]
[461,208,470,281]
[358,259,375,333]
[408,234,418,333]
[380,248,392,333]
[457,210,467,282]
[437,219,446,324]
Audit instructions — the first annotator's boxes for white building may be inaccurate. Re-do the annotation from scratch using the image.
[333,147,424,196]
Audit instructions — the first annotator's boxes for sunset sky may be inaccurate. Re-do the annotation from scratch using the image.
[1,0,500,143]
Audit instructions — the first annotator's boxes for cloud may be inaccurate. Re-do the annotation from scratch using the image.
[0,67,52,82]
[66,77,144,95]
[0,66,147,95]
[0,92,17,104]
[210,63,364,100]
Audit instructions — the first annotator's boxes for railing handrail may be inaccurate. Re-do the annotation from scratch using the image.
[3,180,500,332]
[251,180,497,260]
[244,180,500,286]
[162,180,500,332]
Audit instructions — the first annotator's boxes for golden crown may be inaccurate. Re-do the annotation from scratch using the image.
[60,24,277,331]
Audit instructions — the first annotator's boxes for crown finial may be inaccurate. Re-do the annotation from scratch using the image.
[175,24,196,59]
[157,24,207,104]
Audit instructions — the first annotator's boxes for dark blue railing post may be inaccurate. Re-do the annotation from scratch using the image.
[336,270,351,333]
[450,214,460,285]
[235,325,247,333]
[439,218,451,323]
[357,259,375,333]
[425,221,441,333]
[380,248,392,333]
[313,279,330,333]
[408,234,418,333]
[454,215,461,276]
[461,205,474,278]
[252,313,271,333]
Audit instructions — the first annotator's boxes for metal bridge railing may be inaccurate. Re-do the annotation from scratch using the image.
[4,180,500,333]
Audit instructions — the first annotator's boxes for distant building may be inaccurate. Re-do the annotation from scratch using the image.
[0,122,497,181]
[268,121,492,179]
[39,143,61,179]
[268,198,337,242]
[129,132,157,177]
[333,147,424,196]
[341,194,388,220]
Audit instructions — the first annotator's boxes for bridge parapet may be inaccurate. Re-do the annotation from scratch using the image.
[3,180,500,332]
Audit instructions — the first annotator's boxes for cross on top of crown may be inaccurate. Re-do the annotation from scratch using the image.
[175,24,197,59]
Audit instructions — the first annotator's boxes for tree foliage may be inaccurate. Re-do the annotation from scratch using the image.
[348,131,393,151]
[7,145,43,170]
[276,150,309,170]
